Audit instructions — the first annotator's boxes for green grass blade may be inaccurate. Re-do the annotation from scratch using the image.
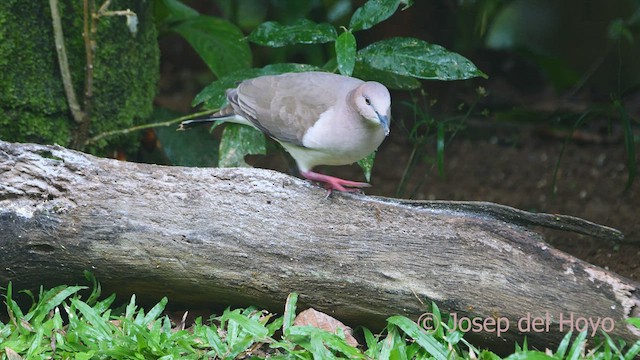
[283,292,298,333]
[30,285,86,323]
[83,270,101,305]
[223,310,269,339]
[70,298,113,339]
[204,325,228,356]
[387,315,449,360]
[624,340,640,360]
[362,327,379,355]
[566,331,587,360]
[25,325,45,358]
[309,332,337,360]
[140,297,168,326]
[124,294,137,320]
[374,325,397,360]
[600,330,623,358]
[554,331,573,358]
[627,318,640,329]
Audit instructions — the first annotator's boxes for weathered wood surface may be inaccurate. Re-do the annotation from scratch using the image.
[1,140,639,350]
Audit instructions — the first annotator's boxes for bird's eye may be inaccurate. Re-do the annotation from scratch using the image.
[364,97,371,105]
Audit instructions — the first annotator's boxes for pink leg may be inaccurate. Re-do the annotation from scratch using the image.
[300,170,371,195]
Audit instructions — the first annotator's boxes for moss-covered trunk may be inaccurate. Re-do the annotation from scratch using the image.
[0,0,159,153]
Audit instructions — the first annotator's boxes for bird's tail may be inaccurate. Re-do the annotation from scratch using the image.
[177,118,218,131]
[177,107,236,131]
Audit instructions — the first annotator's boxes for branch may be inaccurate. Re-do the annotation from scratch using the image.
[83,109,218,146]
[1,140,638,352]
[49,0,86,125]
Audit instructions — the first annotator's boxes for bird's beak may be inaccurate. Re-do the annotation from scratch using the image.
[378,113,390,136]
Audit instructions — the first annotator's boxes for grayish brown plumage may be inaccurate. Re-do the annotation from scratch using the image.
[180,71,391,193]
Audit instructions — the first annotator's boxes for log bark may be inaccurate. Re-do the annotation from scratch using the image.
[1,140,639,351]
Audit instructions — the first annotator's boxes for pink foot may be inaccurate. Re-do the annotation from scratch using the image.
[300,170,371,196]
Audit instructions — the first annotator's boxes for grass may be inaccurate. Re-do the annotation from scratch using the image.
[1,276,639,359]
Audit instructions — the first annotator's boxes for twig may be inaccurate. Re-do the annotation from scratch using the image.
[70,0,97,150]
[84,109,219,146]
[49,0,86,125]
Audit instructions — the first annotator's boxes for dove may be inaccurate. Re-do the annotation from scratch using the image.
[179,71,391,194]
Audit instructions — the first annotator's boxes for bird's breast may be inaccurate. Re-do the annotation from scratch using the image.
[299,107,386,167]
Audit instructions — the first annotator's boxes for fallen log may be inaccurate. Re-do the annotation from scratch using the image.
[0,140,638,351]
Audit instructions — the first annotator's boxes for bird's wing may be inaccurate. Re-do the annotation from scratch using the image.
[231,72,362,147]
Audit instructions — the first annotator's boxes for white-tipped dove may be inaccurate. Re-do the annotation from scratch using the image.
[180,71,391,193]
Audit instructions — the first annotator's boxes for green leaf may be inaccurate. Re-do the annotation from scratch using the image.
[357,37,487,81]
[140,297,168,326]
[625,340,640,360]
[248,19,337,47]
[283,292,298,333]
[554,331,573,358]
[31,285,86,324]
[378,326,396,360]
[357,151,376,182]
[566,331,587,360]
[218,124,266,167]
[628,318,640,329]
[222,311,269,339]
[350,0,412,32]
[172,16,251,77]
[386,316,449,360]
[193,63,322,109]
[353,61,421,90]
[160,0,198,23]
[362,327,379,356]
[71,299,113,338]
[336,30,357,76]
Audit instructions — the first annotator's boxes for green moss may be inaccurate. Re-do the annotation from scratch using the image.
[0,0,159,154]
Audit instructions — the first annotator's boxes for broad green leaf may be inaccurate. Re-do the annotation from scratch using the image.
[248,19,337,47]
[357,37,487,80]
[172,16,251,77]
[349,0,412,32]
[236,0,268,29]
[386,316,449,360]
[218,124,266,167]
[336,30,356,76]
[159,0,198,23]
[193,63,322,109]
[357,151,376,182]
[353,61,421,90]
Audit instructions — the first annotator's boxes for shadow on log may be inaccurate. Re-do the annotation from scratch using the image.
[1,140,639,352]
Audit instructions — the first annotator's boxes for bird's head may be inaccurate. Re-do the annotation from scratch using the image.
[352,82,391,136]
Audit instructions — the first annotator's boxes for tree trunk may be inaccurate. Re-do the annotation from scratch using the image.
[1,140,639,351]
